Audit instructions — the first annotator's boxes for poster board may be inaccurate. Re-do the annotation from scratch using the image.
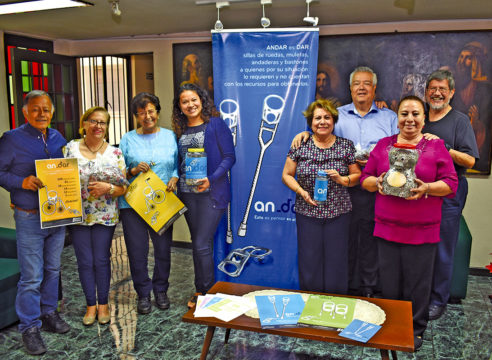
[35,157,83,229]
[124,169,187,235]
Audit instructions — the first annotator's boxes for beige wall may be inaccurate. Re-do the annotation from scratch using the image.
[131,54,154,98]
[0,20,491,267]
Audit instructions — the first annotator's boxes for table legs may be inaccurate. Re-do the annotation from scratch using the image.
[200,326,216,360]
[224,328,231,344]
[380,349,398,360]
[200,327,399,360]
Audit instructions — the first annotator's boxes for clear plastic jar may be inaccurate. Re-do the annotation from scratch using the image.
[185,148,207,188]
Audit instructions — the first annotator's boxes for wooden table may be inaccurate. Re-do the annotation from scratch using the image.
[182,281,414,360]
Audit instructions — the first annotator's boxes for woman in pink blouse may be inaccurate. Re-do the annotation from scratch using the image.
[282,99,361,294]
[361,95,458,350]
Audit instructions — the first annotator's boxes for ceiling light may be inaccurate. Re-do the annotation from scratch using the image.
[0,0,93,15]
[303,0,318,27]
[214,1,229,31]
[260,0,271,28]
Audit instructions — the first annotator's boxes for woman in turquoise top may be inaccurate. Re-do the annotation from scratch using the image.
[119,93,179,315]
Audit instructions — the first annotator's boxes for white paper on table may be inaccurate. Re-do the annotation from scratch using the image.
[193,293,256,322]
[194,295,225,317]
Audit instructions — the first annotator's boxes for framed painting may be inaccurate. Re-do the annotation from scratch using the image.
[172,41,213,100]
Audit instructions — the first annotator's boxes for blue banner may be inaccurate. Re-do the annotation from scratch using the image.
[212,30,319,289]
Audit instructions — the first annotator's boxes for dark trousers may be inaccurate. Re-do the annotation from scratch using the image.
[180,192,225,294]
[348,186,378,293]
[120,208,172,298]
[296,212,351,294]
[378,238,437,337]
[71,224,115,306]
[431,177,468,306]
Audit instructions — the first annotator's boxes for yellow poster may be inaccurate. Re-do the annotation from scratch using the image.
[35,158,83,229]
[125,169,187,235]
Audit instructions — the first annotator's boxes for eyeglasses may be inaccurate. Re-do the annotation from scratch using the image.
[136,109,156,118]
[428,87,450,94]
[85,119,108,127]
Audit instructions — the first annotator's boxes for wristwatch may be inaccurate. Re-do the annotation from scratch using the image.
[444,143,452,152]
[109,184,115,195]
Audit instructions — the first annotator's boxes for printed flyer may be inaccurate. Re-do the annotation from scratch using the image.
[35,157,83,229]
[298,294,356,329]
[124,169,187,234]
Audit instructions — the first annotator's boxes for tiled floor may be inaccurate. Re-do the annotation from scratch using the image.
[0,225,491,359]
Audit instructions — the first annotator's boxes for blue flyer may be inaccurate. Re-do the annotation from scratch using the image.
[338,319,382,343]
[255,294,305,328]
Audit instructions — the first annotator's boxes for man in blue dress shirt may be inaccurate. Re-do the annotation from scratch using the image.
[335,67,398,297]
[293,67,398,297]
[0,90,70,355]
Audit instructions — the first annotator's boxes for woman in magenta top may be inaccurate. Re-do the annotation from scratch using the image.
[361,95,458,351]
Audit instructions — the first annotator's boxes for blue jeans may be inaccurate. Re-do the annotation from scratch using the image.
[14,209,66,333]
[180,192,225,294]
[71,224,115,306]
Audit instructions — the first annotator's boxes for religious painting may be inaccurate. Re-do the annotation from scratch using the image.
[171,32,492,174]
[317,31,492,174]
[172,42,214,100]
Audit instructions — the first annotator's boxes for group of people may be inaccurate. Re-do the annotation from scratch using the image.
[285,66,478,350]
[0,84,235,355]
[0,64,480,354]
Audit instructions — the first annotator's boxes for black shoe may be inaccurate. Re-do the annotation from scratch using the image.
[22,327,47,355]
[155,292,170,310]
[448,297,461,304]
[428,304,446,320]
[41,311,70,334]
[414,335,423,351]
[137,296,152,314]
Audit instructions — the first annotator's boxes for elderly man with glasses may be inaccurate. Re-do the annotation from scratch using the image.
[422,70,479,321]
[0,90,69,355]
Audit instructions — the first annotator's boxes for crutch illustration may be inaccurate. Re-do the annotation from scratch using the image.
[238,94,285,237]
[219,99,239,244]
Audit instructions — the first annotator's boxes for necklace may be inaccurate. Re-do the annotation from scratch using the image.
[84,138,105,154]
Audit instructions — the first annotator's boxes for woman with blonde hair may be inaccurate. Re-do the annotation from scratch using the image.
[64,107,128,325]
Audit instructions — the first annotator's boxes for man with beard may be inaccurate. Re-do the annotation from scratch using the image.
[422,70,479,321]
[315,70,331,100]
[451,42,492,173]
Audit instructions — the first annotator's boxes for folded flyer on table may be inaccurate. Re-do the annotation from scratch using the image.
[193,293,256,322]
[255,294,305,328]
[338,319,381,343]
[298,294,356,329]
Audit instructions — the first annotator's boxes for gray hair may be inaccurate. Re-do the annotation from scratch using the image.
[23,90,54,114]
[349,66,378,86]
[425,69,455,91]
